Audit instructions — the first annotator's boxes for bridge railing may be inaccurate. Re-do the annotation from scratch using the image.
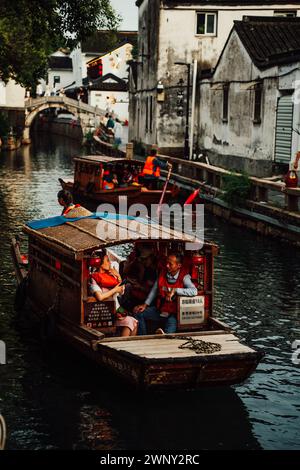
[25,96,105,116]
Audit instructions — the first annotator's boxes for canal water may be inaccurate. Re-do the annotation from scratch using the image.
[0,135,299,450]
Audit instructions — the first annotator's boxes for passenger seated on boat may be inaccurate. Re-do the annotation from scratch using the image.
[89,250,138,337]
[119,168,133,187]
[120,246,157,311]
[133,252,197,335]
[57,189,80,216]
[102,170,116,190]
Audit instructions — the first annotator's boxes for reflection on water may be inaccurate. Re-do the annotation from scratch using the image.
[0,135,299,450]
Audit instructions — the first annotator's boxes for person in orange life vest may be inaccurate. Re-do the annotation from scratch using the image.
[57,189,80,216]
[102,169,118,190]
[120,246,157,311]
[89,250,138,337]
[141,148,172,190]
[133,253,197,335]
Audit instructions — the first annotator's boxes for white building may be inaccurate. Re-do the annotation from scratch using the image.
[69,31,137,119]
[130,0,300,156]
[198,16,300,176]
[87,42,136,121]
[0,80,25,107]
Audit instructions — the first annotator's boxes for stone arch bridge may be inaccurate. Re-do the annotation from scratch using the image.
[23,96,105,143]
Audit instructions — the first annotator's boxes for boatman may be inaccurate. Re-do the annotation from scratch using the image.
[141,148,172,190]
[133,252,197,335]
[57,189,80,216]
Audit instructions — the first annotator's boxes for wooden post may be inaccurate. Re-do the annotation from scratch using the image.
[285,193,299,212]
[255,186,268,203]
[126,142,133,160]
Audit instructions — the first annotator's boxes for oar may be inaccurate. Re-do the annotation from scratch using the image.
[157,164,172,218]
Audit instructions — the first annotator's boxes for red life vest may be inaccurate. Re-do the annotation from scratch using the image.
[157,267,188,315]
[92,272,119,289]
[142,156,160,178]
[63,204,80,215]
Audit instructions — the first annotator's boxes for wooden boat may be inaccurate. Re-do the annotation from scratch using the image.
[11,211,263,390]
[59,155,173,207]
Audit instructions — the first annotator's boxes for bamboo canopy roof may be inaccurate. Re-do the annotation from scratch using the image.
[23,214,216,260]
[73,155,142,165]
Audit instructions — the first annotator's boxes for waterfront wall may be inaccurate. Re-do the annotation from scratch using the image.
[34,118,83,141]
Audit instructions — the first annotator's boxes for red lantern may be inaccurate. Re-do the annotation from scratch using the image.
[89,257,101,269]
[285,170,298,188]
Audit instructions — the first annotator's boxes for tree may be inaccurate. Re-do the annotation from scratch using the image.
[0,0,120,88]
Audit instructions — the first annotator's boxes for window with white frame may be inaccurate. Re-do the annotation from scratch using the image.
[196,12,217,36]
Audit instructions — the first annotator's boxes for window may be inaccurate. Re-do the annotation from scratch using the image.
[222,83,229,122]
[253,83,262,124]
[196,12,217,35]
[274,10,297,17]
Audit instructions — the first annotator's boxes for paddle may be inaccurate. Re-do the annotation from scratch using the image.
[157,164,172,218]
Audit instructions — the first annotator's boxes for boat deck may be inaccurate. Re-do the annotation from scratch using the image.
[98,333,255,361]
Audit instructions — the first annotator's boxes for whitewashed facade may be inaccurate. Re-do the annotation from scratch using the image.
[130,0,300,157]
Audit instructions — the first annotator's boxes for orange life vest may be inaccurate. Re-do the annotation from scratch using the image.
[157,267,188,315]
[63,204,80,215]
[92,272,119,289]
[142,156,160,178]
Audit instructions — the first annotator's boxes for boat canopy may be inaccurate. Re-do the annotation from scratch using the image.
[73,155,142,166]
[23,213,216,260]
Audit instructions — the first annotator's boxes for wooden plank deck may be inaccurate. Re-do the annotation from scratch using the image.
[99,334,254,359]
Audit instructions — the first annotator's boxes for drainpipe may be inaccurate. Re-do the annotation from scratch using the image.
[189,59,198,160]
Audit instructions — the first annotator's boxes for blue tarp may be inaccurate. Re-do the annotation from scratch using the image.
[26,213,150,230]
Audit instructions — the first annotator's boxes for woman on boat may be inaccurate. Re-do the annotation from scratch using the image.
[57,189,80,216]
[89,250,138,337]
[120,246,157,310]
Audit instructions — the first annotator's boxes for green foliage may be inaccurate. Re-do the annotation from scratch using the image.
[0,113,10,138]
[0,0,120,89]
[221,172,251,207]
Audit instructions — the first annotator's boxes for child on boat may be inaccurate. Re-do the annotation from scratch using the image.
[89,250,138,337]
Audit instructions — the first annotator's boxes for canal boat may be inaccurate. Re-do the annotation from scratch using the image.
[11,210,263,390]
[59,155,173,207]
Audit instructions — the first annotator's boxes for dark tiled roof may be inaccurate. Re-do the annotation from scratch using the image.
[82,30,138,54]
[49,56,73,70]
[234,17,300,69]
[89,73,128,91]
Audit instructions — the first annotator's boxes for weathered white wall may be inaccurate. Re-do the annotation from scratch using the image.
[198,30,300,174]
[47,70,74,91]
[0,80,25,107]
[132,0,300,154]
[90,90,129,120]
[160,4,300,70]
